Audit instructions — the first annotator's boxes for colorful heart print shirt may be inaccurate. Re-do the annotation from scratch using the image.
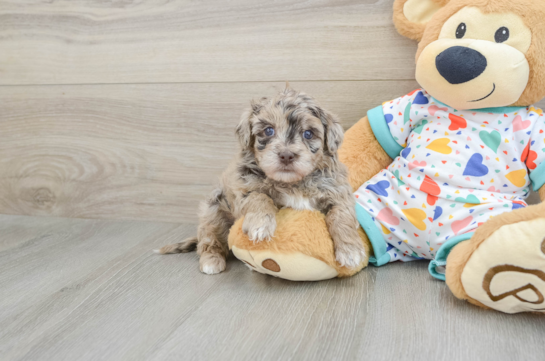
[353,88,545,266]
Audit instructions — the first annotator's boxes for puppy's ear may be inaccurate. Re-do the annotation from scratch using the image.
[250,98,265,113]
[235,109,254,151]
[284,81,291,91]
[281,82,297,97]
[393,0,448,41]
[313,107,344,154]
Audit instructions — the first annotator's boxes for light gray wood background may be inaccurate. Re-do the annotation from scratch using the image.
[1,0,540,223]
[1,2,544,360]
[1,214,544,361]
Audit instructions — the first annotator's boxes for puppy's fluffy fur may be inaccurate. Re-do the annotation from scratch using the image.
[158,86,366,274]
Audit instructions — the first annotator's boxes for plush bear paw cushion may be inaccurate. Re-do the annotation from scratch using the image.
[228,208,371,281]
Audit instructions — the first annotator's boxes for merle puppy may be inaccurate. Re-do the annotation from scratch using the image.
[158,86,366,274]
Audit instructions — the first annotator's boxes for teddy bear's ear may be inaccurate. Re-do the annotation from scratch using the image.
[393,0,449,41]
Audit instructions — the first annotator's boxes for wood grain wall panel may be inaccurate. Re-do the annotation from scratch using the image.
[0,80,422,223]
[0,0,542,222]
[0,0,417,85]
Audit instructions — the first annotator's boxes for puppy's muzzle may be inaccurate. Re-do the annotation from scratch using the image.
[279,151,297,165]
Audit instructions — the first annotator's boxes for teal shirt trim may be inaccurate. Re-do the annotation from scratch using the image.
[428,233,474,281]
[531,160,545,191]
[431,97,525,114]
[367,105,404,159]
[355,203,390,266]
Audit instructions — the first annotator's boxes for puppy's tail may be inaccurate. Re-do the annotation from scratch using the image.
[154,236,198,254]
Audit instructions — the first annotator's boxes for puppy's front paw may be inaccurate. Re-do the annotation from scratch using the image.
[199,253,226,275]
[242,213,276,242]
[335,238,367,269]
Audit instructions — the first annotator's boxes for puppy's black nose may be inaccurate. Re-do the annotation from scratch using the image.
[279,151,296,165]
[436,46,487,84]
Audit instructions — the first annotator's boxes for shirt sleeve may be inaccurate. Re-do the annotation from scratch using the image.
[524,106,545,191]
[367,89,429,159]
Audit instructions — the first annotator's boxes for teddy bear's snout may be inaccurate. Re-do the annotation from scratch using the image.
[435,46,487,84]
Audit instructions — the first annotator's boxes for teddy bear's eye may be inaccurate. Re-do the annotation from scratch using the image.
[495,27,510,43]
[455,23,466,39]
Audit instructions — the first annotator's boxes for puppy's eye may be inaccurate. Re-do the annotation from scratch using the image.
[303,130,313,139]
[495,27,509,43]
[456,23,466,39]
[264,127,275,137]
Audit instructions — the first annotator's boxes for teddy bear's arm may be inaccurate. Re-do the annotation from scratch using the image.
[338,116,393,192]
[539,186,545,201]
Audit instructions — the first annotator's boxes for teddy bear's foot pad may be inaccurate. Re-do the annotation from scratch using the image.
[231,246,338,281]
[461,219,545,313]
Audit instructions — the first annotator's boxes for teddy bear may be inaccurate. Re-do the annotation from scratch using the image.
[228,0,545,314]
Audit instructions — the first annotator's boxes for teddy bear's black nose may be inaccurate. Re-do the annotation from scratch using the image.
[436,46,487,84]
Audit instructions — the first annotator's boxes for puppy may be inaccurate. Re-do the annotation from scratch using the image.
[158,86,366,274]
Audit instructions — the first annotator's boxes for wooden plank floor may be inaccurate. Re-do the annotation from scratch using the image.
[1,214,544,361]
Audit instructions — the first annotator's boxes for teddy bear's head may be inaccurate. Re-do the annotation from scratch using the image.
[393,0,545,110]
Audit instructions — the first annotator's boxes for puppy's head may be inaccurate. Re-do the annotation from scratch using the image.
[235,87,343,183]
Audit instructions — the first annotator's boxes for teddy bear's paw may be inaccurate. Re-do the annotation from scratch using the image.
[461,219,545,313]
[231,246,338,281]
[242,213,277,242]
